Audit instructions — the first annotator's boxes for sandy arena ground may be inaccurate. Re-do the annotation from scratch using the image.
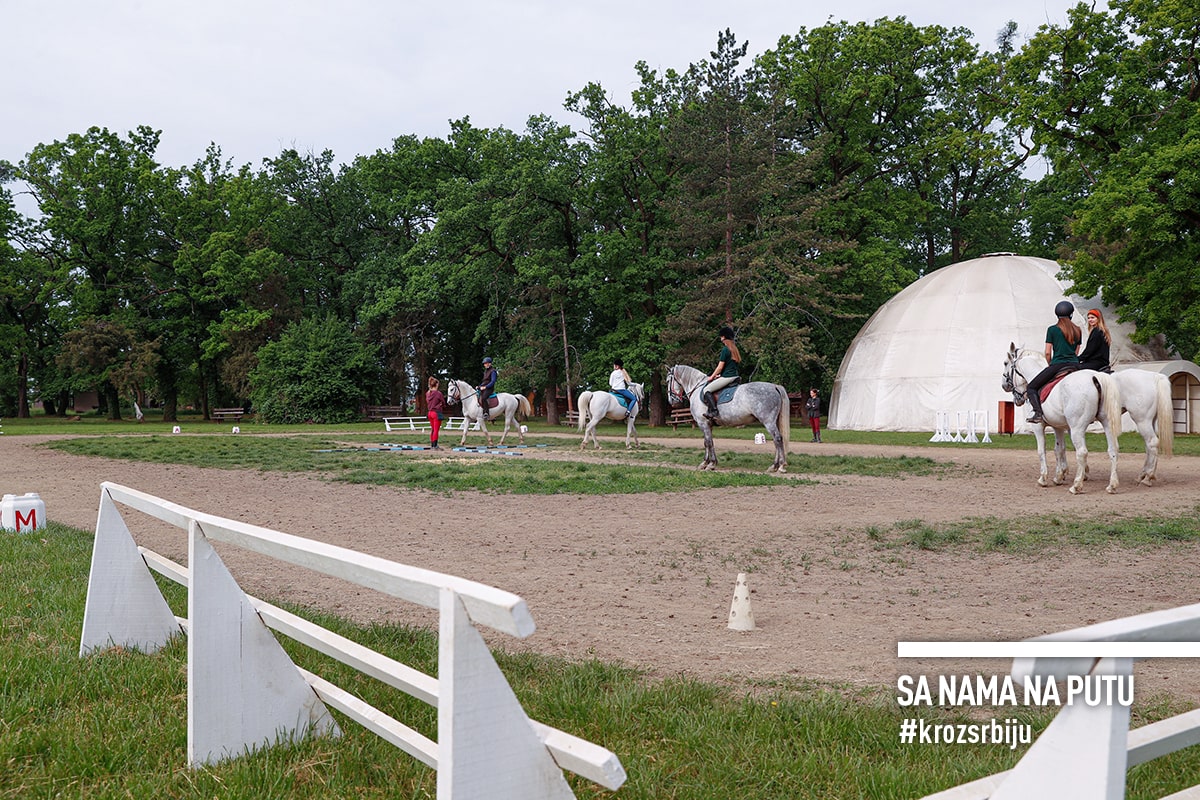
[2,428,1197,701]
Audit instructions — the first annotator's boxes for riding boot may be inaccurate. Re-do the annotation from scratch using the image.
[702,391,719,421]
[816,433,822,443]
[1026,394,1043,423]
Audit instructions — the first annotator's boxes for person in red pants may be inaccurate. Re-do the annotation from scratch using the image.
[426,377,446,450]
[806,387,822,443]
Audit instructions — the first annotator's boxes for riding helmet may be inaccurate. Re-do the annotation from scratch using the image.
[1054,300,1074,318]
[718,326,735,340]
[482,356,492,364]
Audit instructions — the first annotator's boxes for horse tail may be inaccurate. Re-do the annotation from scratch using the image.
[576,392,592,431]
[777,384,790,457]
[517,394,533,420]
[1155,374,1175,457]
[1096,373,1123,436]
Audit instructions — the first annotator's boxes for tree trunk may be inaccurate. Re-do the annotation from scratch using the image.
[17,352,29,418]
[545,363,560,426]
[105,382,122,421]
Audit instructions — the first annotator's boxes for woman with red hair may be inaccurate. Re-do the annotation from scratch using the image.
[1078,308,1112,372]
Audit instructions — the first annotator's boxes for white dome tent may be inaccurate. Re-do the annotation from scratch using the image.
[828,253,1185,433]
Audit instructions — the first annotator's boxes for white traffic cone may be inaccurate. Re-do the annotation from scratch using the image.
[727,572,755,631]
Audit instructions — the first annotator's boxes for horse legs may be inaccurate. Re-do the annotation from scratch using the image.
[700,423,718,470]
[1067,426,1089,494]
[1133,417,1159,485]
[1052,430,1069,486]
[625,418,638,450]
[762,421,785,473]
[1103,423,1120,494]
[1034,428,1052,487]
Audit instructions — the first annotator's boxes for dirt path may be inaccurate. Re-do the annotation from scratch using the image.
[3,430,1198,700]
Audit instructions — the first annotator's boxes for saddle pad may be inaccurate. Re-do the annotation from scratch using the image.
[609,392,635,410]
[716,385,738,405]
[1038,374,1069,404]
[484,394,498,409]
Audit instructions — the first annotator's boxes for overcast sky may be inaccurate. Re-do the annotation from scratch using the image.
[4,0,1096,172]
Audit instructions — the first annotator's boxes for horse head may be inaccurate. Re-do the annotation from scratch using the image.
[446,379,464,405]
[1002,343,1032,405]
[630,382,645,402]
[665,366,684,406]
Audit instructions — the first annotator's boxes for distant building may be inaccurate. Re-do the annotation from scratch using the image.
[829,253,1200,433]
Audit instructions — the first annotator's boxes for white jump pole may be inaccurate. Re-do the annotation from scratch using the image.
[976,409,992,443]
[930,410,951,442]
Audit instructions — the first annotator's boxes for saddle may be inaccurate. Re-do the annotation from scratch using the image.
[1038,367,1078,404]
[609,391,636,410]
[480,393,498,409]
[714,381,739,405]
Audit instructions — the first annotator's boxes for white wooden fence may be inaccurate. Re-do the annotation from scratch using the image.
[384,416,472,433]
[913,603,1200,799]
[79,482,625,799]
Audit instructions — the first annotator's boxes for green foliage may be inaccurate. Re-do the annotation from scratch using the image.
[249,315,382,423]
[6,8,1198,417]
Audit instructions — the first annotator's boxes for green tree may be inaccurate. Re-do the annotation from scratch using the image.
[654,30,851,391]
[1008,0,1200,357]
[16,126,164,419]
[566,76,679,422]
[249,315,382,424]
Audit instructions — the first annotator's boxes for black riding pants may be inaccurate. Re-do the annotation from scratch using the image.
[1026,363,1077,410]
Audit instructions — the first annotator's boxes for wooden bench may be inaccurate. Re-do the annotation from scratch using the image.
[211,408,245,422]
[561,411,580,427]
[668,408,696,429]
[364,405,407,421]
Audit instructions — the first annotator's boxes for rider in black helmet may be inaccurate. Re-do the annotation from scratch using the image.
[477,356,497,421]
[1025,301,1081,424]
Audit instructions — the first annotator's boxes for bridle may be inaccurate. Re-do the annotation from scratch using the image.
[666,366,700,407]
[1003,357,1030,405]
[666,368,684,406]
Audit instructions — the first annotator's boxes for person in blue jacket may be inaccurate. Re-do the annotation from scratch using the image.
[477,356,498,420]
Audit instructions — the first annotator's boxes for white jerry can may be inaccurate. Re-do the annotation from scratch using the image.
[1,493,47,533]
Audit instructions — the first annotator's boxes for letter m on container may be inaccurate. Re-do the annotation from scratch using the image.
[2,493,47,533]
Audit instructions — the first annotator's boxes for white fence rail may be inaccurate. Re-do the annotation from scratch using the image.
[80,482,625,799]
[915,603,1200,800]
[383,416,473,433]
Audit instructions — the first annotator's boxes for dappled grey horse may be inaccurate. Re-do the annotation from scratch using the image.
[666,364,790,473]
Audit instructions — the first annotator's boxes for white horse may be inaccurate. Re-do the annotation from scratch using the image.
[577,383,644,450]
[666,364,790,473]
[1002,343,1122,494]
[446,379,532,447]
[1112,368,1174,485]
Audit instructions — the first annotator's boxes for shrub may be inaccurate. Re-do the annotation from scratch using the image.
[249,315,382,423]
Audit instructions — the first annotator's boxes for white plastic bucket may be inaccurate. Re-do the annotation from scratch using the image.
[2,492,47,533]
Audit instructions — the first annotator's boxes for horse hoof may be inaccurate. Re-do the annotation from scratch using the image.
[1037,478,1049,488]
[1069,485,1082,495]
[778,466,787,474]
[1106,485,1118,494]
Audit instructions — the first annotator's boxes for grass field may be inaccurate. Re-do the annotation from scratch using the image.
[4,522,1200,799]
[3,414,1200,797]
